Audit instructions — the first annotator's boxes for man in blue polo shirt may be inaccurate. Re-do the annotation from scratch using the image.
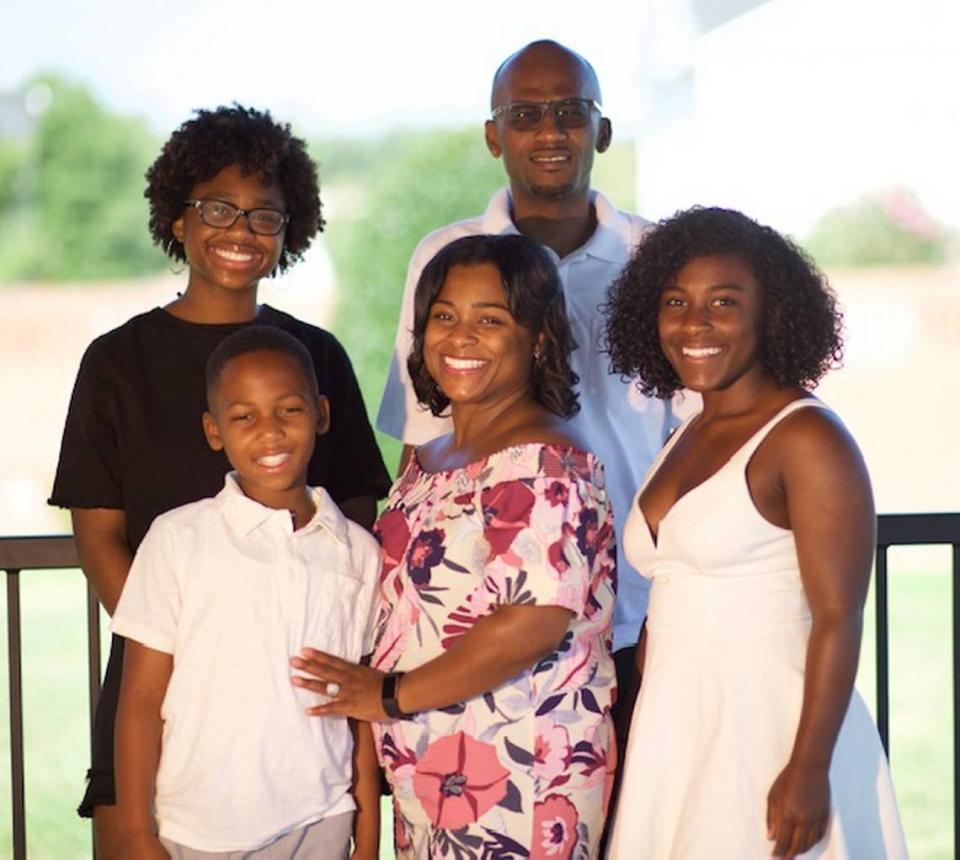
[377,38,694,794]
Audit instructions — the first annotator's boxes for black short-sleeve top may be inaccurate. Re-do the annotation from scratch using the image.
[49,305,391,552]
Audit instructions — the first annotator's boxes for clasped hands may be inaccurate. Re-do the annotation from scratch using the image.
[290,649,388,722]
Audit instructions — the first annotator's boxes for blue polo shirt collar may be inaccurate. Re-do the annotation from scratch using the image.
[480,188,633,265]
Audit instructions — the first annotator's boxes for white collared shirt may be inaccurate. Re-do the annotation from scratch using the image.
[112,474,381,852]
[376,189,699,651]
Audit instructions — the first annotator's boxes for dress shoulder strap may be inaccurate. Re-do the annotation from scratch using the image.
[734,398,832,464]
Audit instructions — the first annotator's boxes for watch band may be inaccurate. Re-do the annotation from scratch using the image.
[381,671,406,719]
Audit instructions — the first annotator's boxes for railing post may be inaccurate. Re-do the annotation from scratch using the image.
[86,582,101,754]
[6,569,27,860]
[875,544,889,756]
[954,542,960,860]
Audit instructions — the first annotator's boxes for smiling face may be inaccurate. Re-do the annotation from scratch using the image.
[423,262,540,411]
[658,254,768,395]
[485,44,610,210]
[172,163,286,300]
[203,349,329,511]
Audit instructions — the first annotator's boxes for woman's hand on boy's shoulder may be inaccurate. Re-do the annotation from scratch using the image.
[290,649,387,721]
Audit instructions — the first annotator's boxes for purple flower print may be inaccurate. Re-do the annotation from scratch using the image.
[406,528,446,587]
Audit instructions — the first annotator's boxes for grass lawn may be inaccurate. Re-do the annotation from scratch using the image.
[1,554,953,858]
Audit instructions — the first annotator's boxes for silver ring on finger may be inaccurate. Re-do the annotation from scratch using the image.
[325,681,341,698]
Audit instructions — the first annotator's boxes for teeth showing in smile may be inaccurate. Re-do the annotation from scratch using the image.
[213,248,255,262]
[256,452,290,468]
[444,357,487,370]
[532,154,569,163]
[682,347,722,358]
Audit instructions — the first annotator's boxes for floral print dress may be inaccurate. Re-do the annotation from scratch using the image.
[372,443,618,859]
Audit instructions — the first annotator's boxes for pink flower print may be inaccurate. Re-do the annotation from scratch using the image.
[393,809,413,853]
[539,445,589,480]
[586,562,615,619]
[531,794,580,859]
[481,481,536,559]
[464,459,487,481]
[545,480,570,507]
[548,539,567,574]
[441,587,493,649]
[405,528,445,587]
[412,732,510,830]
[575,507,613,568]
[376,508,410,577]
[533,723,570,783]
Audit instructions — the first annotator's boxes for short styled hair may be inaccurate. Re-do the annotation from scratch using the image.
[145,104,324,274]
[605,207,843,398]
[407,234,579,418]
[206,326,318,408]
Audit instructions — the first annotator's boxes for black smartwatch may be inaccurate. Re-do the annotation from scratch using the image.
[381,671,407,719]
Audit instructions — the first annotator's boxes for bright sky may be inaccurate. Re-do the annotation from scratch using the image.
[6,0,958,234]
[3,0,658,135]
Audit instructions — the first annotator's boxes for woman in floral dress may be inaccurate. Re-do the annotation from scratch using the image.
[292,235,618,858]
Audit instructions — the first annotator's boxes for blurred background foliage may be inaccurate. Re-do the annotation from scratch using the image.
[320,128,505,421]
[3,72,952,288]
[805,188,952,267]
[0,75,164,280]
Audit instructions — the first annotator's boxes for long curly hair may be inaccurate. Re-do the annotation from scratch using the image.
[408,234,579,418]
[145,104,324,274]
[605,207,843,398]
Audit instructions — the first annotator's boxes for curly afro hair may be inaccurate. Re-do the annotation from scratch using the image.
[408,234,580,419]
[605,207,843,398]
[145,104,324,274]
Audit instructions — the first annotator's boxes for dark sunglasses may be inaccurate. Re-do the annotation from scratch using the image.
[491,98,601,131]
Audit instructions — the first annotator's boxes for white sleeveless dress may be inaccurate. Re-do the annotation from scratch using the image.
[607,400,907,859]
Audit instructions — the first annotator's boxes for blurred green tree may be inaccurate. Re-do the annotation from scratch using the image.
[0,74,165,281]
[320,129,637,470]
[322,128,504,466]
[805,188,951,267]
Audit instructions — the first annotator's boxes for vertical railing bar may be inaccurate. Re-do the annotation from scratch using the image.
[86,582,101,751]
[875,544,890,757]
[86,582,102,860]
[6,569,27,860]
[953,542,960,860]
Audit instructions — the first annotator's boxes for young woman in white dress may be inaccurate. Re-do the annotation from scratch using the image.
[603,207,907,859]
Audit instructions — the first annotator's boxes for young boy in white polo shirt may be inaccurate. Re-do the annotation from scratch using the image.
[112,326,381,859]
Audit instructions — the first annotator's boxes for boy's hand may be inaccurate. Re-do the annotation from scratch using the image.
[291,649,387,721]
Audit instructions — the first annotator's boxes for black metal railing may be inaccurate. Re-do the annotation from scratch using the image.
[0,536,99,860]
[3,516,960,858]
[874,512,960,858]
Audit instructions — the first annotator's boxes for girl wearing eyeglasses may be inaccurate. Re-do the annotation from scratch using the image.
[49,105,389,859]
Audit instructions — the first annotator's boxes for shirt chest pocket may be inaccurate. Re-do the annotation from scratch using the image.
[301,569,367,661]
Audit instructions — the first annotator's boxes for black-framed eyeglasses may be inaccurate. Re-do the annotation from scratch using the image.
[184,198,289,236]
[490,98,601,132]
